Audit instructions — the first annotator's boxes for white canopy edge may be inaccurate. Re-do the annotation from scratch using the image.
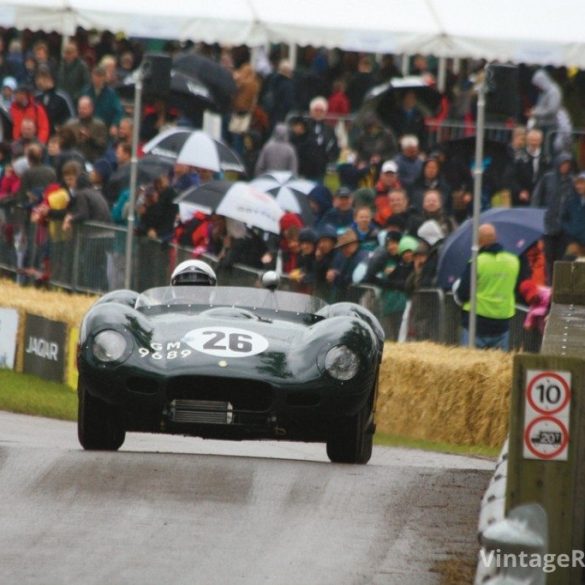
[2,0,585,67]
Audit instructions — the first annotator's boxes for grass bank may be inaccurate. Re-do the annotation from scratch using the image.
[0,370,77,420]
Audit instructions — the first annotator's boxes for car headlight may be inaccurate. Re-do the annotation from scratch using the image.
[92,330,127,362]
[324,345,360,381]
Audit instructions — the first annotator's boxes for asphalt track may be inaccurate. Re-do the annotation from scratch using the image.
[0,412,493,585]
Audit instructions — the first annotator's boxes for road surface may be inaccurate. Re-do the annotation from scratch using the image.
[0,411,493,585]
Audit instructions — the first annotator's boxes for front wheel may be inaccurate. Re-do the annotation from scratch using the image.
[326,399,374,464]
[78,380,125,451]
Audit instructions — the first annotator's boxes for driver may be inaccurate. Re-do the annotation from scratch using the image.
[170,260,217,286]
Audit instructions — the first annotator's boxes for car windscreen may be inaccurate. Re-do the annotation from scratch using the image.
[135,286,327,314]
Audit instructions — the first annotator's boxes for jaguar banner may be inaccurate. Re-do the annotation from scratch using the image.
[23,314,67,383]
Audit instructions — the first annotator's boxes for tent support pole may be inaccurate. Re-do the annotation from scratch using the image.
[469,71,486,347]
[401,54,409,76]
[437,56,447,93]
[124,69,143,290]
[288,44,297,70]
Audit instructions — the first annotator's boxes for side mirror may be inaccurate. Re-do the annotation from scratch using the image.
[261,271,280,291]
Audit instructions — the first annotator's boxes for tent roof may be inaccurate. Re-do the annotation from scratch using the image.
[2,0,585,67]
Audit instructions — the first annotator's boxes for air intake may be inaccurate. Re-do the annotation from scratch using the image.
[169,399,233,425]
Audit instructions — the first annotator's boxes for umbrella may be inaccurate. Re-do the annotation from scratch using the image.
[175,180,284,234]
[436,208,546,289]
[143,128,245,174]
[106,155,174,198]
[117,69,216,112]
[173,53,237,113]
[443,135,513,194]
[364,75,442,119]
[443,135,510,161]
[250,172,316,225]
[174,179,230,221]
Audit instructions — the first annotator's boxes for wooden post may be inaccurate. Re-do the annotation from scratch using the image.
[506,262,585,585]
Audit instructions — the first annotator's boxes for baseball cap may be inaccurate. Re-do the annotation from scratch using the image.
[335,186,353,198]
[398,235,419,255]
[2,77,17,91]
[381,160,398,174]
[316,224,338,242]
[298,227,317,243]
[385,230,403,243]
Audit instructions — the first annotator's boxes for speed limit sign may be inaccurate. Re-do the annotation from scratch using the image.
[523,370,571,461]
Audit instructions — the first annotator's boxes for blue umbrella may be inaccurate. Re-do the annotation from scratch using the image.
[437,208,546,289]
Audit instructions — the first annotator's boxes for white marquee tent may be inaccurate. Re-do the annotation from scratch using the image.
[1,0,585,67]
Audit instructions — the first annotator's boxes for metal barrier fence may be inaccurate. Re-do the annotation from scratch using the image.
[288,111,518,154]
[290,111,585,170]
[0,219,542,352]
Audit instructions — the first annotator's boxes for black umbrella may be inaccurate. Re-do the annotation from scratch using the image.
[250,172,316,225]
[117,69,217,113]
[443,135,512,194]
[364,75,442,122]
[174,179,231,211]
[106,155,174,201]
[443,135,510,160]
[173,53,237,113]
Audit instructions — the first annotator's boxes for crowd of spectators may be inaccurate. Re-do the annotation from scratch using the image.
[1,28,585,340]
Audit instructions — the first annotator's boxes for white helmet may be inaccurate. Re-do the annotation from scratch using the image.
[170,260,217,286]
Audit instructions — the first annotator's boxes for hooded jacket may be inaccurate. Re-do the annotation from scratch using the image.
[531,70,562,128]
[254,124,298,176]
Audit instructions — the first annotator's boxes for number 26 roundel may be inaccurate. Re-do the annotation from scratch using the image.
[183,327,269,358]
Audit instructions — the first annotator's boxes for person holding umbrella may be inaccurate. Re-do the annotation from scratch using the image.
[453,223,520,350]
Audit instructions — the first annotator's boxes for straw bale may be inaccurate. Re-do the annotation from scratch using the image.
[0,279,97,327]
[377,341,513,448]
[0,279,512,447]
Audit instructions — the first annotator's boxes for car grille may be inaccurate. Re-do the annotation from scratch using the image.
[169,399,233,425]
[166,376,273,412]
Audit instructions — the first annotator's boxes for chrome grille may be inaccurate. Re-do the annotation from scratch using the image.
[169,399,233,425]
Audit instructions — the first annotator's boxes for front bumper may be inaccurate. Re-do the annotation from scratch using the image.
[78,364,376,442]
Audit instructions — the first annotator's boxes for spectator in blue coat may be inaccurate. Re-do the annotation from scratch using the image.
[562,172,585,258]
[394,134,424,193]
[317,186,355,234]
[326,228,369,301]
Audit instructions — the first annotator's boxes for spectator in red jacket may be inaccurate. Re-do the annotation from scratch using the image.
[328,79,350,116]
[10,84,50,144]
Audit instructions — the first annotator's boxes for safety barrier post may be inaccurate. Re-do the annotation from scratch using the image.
[505,262,585,585]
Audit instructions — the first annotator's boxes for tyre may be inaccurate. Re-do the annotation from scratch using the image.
[78,380,126,451]
[326,398,374,464]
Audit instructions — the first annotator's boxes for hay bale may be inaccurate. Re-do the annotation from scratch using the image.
[0,279,97,327]
[377,341,512,448]
[0,279,512,448]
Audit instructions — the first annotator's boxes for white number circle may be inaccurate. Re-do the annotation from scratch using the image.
[183,327,269,358]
